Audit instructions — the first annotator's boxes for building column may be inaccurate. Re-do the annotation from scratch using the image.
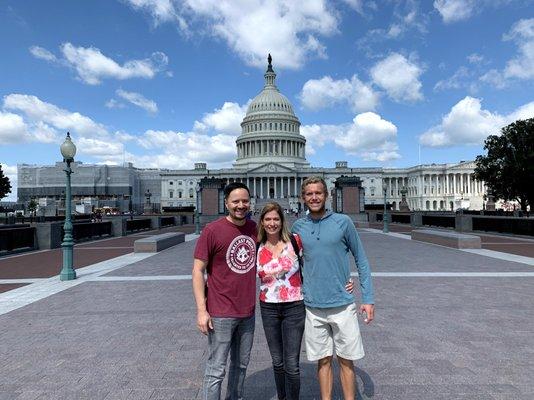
[260,178,264,199]
[274,177,277,198]
[467,174,471,195]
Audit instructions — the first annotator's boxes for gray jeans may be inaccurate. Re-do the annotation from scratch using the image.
[203,315,255,400]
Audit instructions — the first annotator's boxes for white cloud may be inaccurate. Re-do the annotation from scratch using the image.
[29,45,57,62]
[340,0,364,14]
[60,43,168,85]
[116,89,158,113]
[123,0,188,29]
[0,111,31,144]
[370,53,423,102]
[3,94,108,138]
[196,102,248,135]
[1,94,131,161]
[124,0,339,70]
[105,99,126,109]
[0,163,16,201]
[300,124,339,155]
[334,112,399,160]
[76,138,125,157]
[503,18,534,80]
[301,112,400,162]
[299,75,379,113]
[419,96,534,147]
[137,129,237,168]
[433,0,476,23]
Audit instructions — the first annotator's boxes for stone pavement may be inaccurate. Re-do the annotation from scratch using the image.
[1,228,534,399]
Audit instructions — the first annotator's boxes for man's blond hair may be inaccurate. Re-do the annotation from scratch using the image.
[301,176,328,197]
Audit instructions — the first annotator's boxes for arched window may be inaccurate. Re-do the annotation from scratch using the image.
[189,189,194,198]
[169,190,174,198]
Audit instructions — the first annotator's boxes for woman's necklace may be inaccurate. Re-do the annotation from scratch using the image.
[265,240,285,258]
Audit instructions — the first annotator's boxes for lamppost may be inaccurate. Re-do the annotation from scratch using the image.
[195,184,201,235]
[382,182,389,233]
[59,132,77,281]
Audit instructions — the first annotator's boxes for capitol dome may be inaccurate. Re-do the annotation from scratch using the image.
[234,54,309,169]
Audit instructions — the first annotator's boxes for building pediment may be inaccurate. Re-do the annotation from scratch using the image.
[247,162,296,174]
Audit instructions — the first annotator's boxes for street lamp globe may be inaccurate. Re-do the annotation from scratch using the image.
[60,132,77,161]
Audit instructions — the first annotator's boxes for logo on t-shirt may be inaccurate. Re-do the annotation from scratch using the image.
[226,235,256,274]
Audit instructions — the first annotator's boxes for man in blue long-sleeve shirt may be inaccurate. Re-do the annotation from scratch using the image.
[292,176,375,400]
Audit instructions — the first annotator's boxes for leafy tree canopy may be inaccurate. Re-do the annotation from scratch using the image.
[0,165,12,200]
[474,118,534,211]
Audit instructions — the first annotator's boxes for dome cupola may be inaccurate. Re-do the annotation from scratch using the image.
[234,54,309,169]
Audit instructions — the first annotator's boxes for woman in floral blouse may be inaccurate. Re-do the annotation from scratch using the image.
[257,202,305,400]
[257,202,354,400]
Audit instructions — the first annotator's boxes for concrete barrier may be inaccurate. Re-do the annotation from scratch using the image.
[134,232,185,253]
[411,229,481,249]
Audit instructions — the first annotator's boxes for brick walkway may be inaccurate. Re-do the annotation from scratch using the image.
[0,225,533,399]
[369,222,534,257]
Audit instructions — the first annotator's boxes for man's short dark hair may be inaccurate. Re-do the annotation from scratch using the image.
[223,182,250,199]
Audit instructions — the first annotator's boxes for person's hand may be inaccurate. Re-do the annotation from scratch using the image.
[197,310,213,335]
[359,304,374,324]
[345,278,354,294]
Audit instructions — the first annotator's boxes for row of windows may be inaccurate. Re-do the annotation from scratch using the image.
[168,180,195,186]
[168,188,194,199]
[250,102,292,112]
[244,122,298,133]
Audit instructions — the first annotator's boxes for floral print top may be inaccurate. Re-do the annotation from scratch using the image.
[257,235,303,303]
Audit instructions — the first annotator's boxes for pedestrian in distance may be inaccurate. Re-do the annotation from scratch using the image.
[192,182,257,400]
[292,176,375,400]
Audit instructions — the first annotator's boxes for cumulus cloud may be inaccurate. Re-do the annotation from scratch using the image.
[433,0,476,23]
[434,66,472,91]
[195,102,248,135]
[30,42,169,85]
[4,94,108,138]
[419,96,534,147]
[116,89,158,113]
[299,75,379,113]
[301,112,400,162]
[123,0,339,69]
[0,111,31,144]
[503,18,534,80]
[1,94,130,161]
[370,53,423,102]
[137,129,237,168]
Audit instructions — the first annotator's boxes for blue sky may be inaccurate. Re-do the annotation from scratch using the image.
[1,0,533,201]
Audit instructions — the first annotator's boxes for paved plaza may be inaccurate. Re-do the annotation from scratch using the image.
[1,226,534,399]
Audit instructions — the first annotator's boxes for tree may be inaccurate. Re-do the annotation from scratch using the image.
[27,198,38,215]
[0,165,11,200]
[474,118,534,211]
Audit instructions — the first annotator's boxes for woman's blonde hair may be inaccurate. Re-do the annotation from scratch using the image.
[257,202,292,244]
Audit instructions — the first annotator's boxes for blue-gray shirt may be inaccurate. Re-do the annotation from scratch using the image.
[292,211,374,308]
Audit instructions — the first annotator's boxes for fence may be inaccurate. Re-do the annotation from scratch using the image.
[473,217,534,236]
[160,216,175,227]
[70,221,113,241]
[422,214,456,229]
[0,226,36,252]
[126,218,152,232]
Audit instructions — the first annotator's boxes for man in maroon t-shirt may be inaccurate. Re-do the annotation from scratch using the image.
[192,182,257,400]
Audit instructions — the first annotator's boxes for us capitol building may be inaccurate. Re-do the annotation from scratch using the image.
[17,56,486,214]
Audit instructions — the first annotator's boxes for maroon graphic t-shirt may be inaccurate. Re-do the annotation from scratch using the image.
[194,217,257,318]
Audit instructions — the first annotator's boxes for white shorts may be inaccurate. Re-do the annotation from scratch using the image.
[304,303,365,362]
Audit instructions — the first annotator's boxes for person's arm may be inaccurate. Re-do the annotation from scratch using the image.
[192,258,212,335]
[345,219,375,324]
